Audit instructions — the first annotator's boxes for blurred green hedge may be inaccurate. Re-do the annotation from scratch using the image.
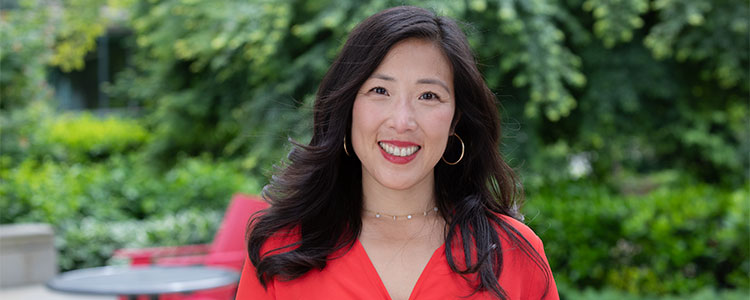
[57,209,222,271]
[0,112,261,271]
[45,113,150,162]
[0,154,259,223]
[558,283,749,300]
[526,180,749,296]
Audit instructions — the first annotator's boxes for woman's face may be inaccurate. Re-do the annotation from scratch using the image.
[351,38,455,192]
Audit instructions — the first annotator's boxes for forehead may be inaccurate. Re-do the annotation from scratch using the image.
[371,38,453,86]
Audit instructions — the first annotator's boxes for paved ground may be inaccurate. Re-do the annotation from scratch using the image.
[0,284,115,300]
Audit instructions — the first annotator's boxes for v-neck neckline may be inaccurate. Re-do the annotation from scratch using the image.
[354,239,446,300]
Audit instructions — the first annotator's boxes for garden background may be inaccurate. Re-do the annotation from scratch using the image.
[1,0,748,298]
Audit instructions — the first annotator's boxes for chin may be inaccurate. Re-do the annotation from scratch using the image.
[380,181,416,191]
[374,172,427,191]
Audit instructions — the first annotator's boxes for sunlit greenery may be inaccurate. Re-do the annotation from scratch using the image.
[1,0,747,298]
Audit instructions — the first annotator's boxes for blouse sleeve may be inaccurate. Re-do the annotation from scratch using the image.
[498,214,559,300]
[530,233,559,300]
[235,256,275,299]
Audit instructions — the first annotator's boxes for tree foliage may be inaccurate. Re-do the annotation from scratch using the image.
[1,0,114,163]
[99,0,749,184]
[3,0,747,182]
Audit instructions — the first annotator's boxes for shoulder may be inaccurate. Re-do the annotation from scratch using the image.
[254,227,302,258]
[491,213,545,252]
[492,213,560,299]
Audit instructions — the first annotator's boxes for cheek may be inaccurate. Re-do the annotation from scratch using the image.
[430,108,456,144]
[419,107,455,160]
[350,98,376,153]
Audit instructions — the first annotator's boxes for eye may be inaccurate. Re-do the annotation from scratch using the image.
[419,92,440,101]
[369,87,389,96]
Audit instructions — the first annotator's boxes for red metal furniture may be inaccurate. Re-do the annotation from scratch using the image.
[112,194,268,300]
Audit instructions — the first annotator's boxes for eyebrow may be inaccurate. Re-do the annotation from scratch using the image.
[417,78,451,94]
[370,73,452,94]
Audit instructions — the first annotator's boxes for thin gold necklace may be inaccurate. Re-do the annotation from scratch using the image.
[363,207,438,220]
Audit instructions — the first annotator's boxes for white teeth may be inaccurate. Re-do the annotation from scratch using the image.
[378,142,420,157]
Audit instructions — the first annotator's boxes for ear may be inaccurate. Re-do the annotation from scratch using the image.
[450,111,462,134]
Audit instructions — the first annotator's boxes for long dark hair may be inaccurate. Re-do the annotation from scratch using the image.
[247,6,550,299]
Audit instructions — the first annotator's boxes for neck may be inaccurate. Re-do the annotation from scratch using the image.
[361,171,437,217]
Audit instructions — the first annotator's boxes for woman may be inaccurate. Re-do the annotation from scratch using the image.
[238,6,558,300]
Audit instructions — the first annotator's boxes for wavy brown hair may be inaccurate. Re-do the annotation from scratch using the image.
[247,6,550,299]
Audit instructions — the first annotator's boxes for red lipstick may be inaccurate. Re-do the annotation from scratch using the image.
[378,140,420,164]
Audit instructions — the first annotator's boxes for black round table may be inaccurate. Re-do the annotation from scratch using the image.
[46,265,240,300]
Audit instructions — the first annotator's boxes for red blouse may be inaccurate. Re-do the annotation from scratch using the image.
[237,214,558,299]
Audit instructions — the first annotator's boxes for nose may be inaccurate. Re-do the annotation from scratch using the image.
[387,95,417,133]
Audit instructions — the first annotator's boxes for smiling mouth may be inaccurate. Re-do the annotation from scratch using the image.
[378,142,421,157]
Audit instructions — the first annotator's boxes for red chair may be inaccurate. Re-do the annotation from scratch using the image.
[113,194,268,300]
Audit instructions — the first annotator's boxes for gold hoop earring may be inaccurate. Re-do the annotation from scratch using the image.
[343,136,351,157]
[442,133,464,165]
